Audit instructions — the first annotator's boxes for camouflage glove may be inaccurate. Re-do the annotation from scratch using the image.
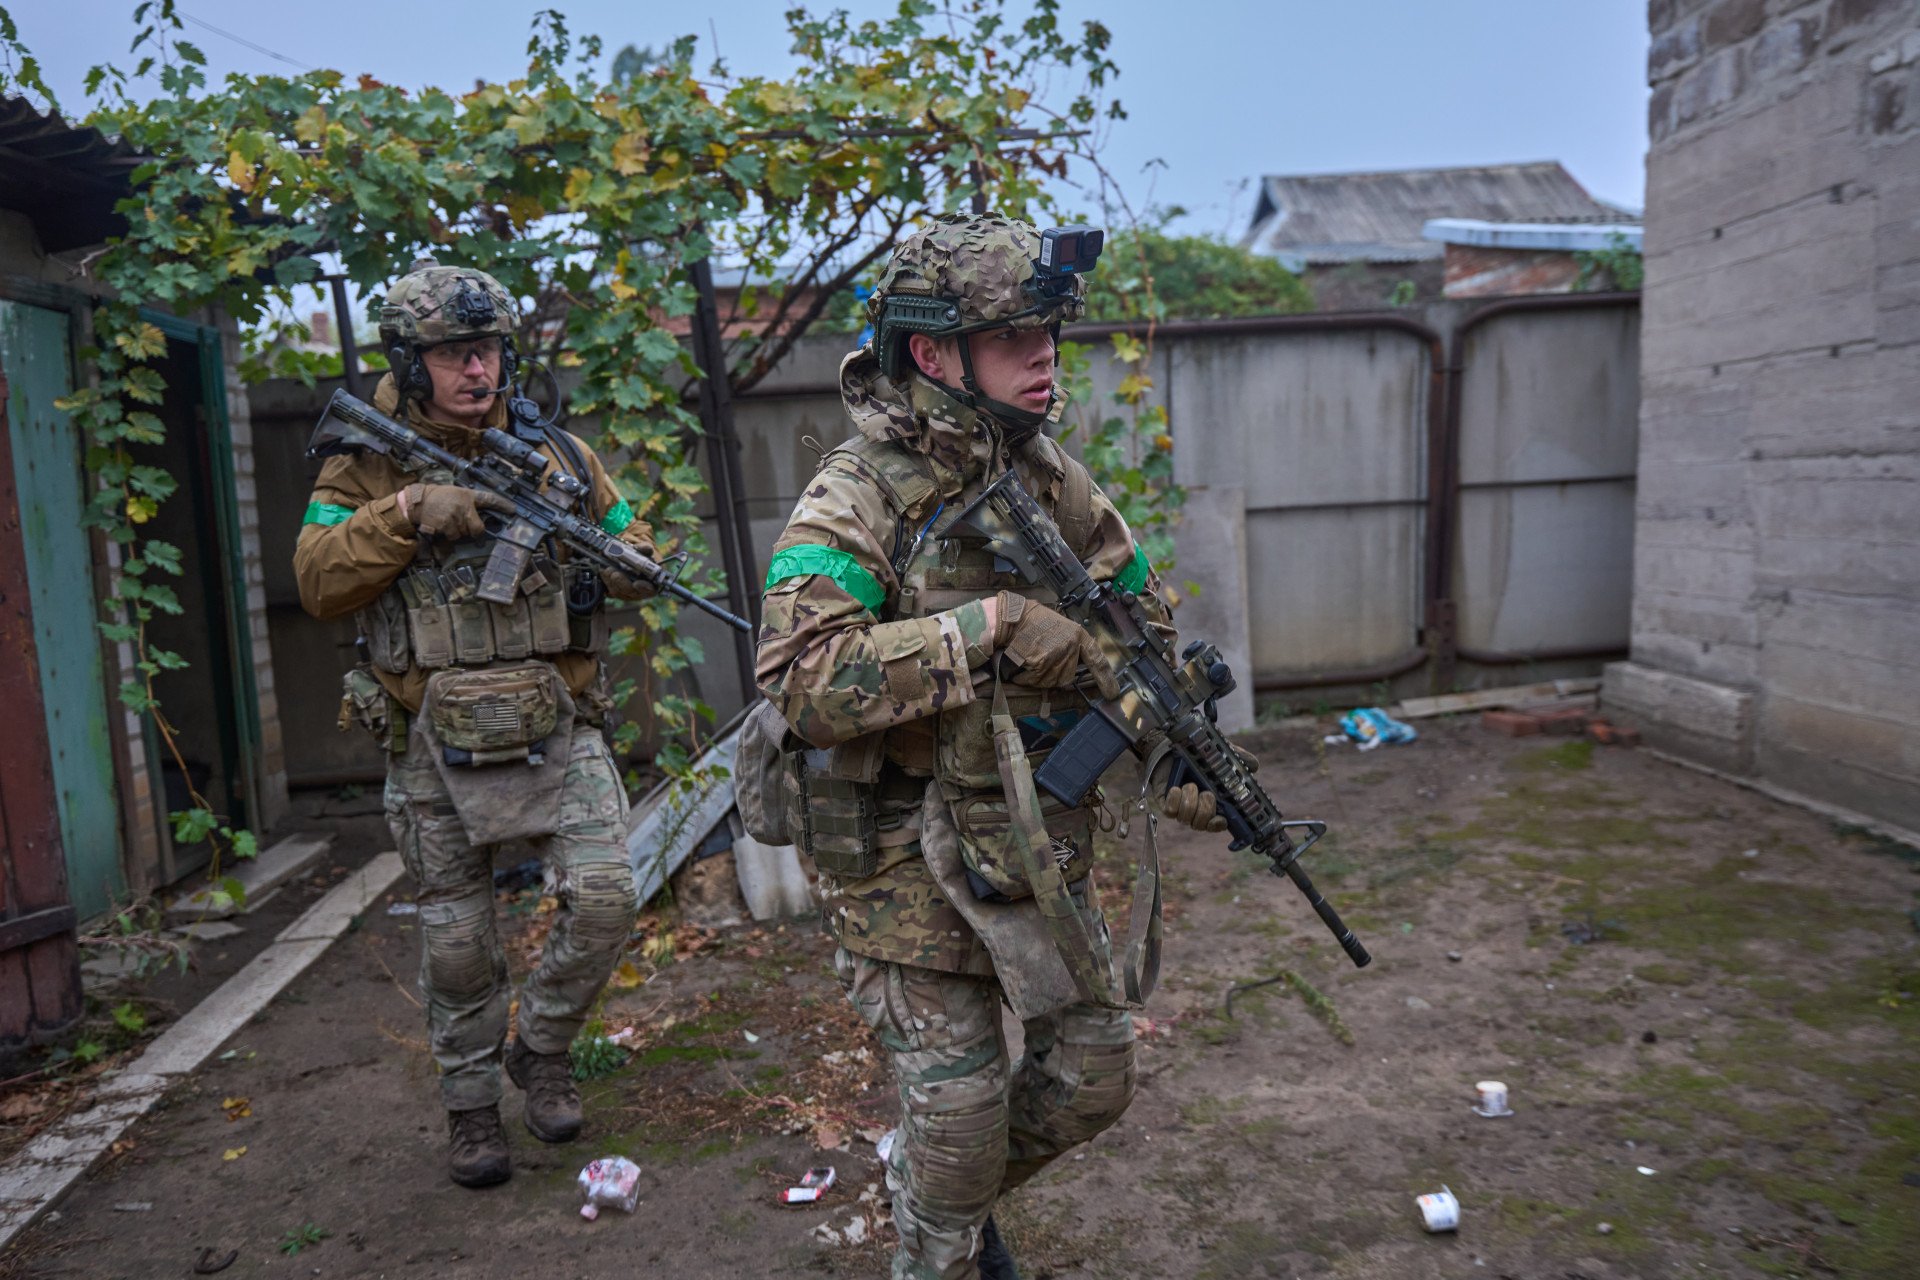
[1161,745,1261,833]
[402,483,512,541]
[990,590,1121,699]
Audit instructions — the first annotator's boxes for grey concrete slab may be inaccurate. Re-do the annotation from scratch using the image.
[167,833,332,921]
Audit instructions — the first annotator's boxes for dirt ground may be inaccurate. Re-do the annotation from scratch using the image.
[3,717,1916,1279]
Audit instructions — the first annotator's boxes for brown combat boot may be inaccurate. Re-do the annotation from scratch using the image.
[505,1038,583,1143]
[446,1105,511,1188]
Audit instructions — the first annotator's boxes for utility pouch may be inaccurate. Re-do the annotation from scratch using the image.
[358,586,413,675]
[737,699,798,846]
[567,599,608,655]
[788,732,885,878]
[338,663,406,754]
[425,662,560,767]
[401,568,455,670]
[948,785,1093,903]
[937,687,1078,790]
[528,558,570,654]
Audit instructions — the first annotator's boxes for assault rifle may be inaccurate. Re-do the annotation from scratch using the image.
[947,469,1372,968]
[307,389,753,634]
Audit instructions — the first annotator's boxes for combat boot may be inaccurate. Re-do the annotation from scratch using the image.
[446,1105,511,1188]
[505,1037,583,1142]
[978,1214,1023,1280]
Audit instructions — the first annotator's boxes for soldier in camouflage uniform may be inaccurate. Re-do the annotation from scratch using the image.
[294,260,656,1188]
[755,214,1226,1279]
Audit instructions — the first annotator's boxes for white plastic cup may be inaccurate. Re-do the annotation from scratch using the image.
[1474,1080,1511,1117]
[1416,1185,1461,1233]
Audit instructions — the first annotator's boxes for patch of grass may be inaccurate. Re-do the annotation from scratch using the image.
[1632,963,1700,987]
[1513,739,1595,772]
[1195,1220,1289,1279]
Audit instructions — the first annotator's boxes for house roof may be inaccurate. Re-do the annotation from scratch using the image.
[0,96,140,253]
[1240,161,1638,267]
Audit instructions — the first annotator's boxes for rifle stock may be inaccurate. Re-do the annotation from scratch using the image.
[947,469,1371,968]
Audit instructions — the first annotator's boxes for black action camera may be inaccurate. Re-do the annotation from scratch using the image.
[1036,225,1104,277]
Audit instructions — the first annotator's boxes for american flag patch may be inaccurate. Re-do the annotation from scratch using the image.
[474,702,522,737]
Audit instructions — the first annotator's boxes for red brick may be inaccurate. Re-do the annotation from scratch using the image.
[1538,708,1593,736]
[1589,721,1619,745]
[1482,710,1544,737]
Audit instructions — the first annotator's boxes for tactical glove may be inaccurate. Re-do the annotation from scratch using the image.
[990,590,1121,699]
[600,540,662,600]
[1161,745,1261,833]
[402,483,513,542]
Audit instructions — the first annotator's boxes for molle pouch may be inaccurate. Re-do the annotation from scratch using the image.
[567,597,608,655]
[790,732,885,878]
[358,587,412,674]
[338,663,403,753]
[426,662,560,767]
[490,594,535,661]
[937,687,1078,790]
[948,786,1093,902]
[445,566,496,666]
[400,569,455,670]
[528,558,570,654]
[737,699,798,846]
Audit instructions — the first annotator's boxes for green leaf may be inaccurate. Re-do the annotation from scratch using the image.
[171,808,220,845]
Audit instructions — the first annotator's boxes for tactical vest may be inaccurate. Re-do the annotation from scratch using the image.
[355,456,607,678]
[790,432,1102,890]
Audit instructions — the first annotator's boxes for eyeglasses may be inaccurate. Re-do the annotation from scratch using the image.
[422,337,504,369]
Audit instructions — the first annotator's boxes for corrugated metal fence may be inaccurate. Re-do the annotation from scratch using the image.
[252,294,1639,784]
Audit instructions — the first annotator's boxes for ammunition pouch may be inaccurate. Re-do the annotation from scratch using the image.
[787,732,887,879]
[425,662,560,767]
[948,786,1092,903]
[737,699,798,846]
[338,663,407,755]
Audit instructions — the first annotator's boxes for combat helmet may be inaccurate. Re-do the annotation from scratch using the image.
[379,256,519,402]
[868,213,1103,429]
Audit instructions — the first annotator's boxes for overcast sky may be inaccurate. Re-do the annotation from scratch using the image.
[16,0,1650,238]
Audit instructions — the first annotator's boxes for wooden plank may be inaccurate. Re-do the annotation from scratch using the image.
[1393,678,1603,721]
[0,905,74,953]
[1,300,123,918]
[0,949,30,1043]
[23,934,79,1034]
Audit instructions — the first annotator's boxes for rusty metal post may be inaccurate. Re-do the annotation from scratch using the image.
[688,256,761,700]
[327,275,363,400]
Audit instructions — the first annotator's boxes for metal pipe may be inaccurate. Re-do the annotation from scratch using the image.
[688,256,762,700]
[1455,644,1628,666]
[327,275,363,400]
[1254,647,1429,693]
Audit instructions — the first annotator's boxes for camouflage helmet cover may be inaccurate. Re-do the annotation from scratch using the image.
[378,257,517,350]
[867,213,1087,377]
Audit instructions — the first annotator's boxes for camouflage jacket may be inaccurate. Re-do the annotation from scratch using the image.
[755,349,1168,973]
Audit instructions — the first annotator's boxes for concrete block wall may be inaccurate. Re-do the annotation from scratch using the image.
[1608,0,1920,833]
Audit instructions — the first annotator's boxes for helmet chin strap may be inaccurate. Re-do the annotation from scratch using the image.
[953,332,1051,440]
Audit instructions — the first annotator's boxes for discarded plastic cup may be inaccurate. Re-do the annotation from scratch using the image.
[577,1156,642,1214]
[1473,1080,1513,1117]
[781,1165,837,1204]
[1416,1185,1461,1233]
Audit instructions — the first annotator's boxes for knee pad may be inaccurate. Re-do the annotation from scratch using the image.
[565,855,637,947]
[417,891,501,1002]
[901,1095,1009,1224]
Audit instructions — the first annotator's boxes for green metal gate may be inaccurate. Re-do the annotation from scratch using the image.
[0,299,124,920]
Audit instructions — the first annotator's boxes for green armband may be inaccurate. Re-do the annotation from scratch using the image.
[1115,544,1151,594]
[600,498,635,535]
[303,502,355,527]
[764,545,886,615]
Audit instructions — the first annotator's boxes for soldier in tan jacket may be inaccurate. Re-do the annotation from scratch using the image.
[295,260,654,1188]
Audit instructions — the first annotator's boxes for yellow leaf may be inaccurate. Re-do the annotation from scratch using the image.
[607,961,644,990]
[1004,87,1031,113]
[293,105,327,144]
[563,167,594,204]
[1110,332,1145,363]
[226,150,254,194]
[221,1096,251,1120]
[611,131,651,176]
[126,495,159,524]
[222,1146,247,1161]
[608,277,637,302]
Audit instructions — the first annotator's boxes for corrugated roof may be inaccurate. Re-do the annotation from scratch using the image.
[1240,161,1638,265]
[0,97,140,253]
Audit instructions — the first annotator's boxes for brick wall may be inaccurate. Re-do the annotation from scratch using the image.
[1441,244,1585,297]
[1607,0,1920,833]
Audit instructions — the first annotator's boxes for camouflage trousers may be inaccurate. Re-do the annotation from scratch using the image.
[385,728,636,1112]
[836,948,1137,1280]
